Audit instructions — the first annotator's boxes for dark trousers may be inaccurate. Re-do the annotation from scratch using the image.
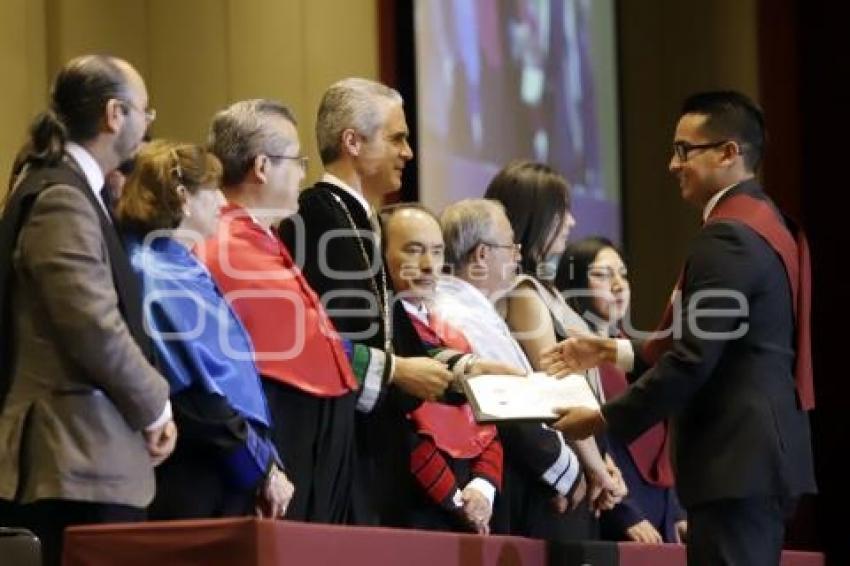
[0,498,144,566]
[492,460,598,542]
[148,446,254,520]
[262,379,357,524]
[688,496,793,566]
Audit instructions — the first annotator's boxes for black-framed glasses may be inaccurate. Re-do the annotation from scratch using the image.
[267,153,309,171]
[672,140,729,162]
[119,99,156,122]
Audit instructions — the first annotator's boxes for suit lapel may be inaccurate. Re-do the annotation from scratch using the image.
[53,160,152,360]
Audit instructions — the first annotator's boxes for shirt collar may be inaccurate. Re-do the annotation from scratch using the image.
[702,182,737,222]
[322,172,372,217]
[222,202,277,239]
[66,142,108,217]
[402,298,429,324]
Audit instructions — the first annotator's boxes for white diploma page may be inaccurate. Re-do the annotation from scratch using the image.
[462,372,600,423]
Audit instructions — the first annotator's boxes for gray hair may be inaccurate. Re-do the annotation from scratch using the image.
[208,99,297,186]
[440,198,506,269]
[316,77,403,165]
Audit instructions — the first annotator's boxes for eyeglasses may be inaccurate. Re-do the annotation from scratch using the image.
[120,99,156,122]
[267,153,309,171]
[672,140,729,162]
[481,241,522,254]
[588,265,628,283]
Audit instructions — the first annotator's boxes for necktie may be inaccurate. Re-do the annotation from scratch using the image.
[100,183,114,218]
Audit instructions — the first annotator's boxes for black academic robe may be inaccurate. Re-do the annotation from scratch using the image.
[279,181,422,526]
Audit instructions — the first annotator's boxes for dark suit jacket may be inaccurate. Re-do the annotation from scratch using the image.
[0,157,169,507]
[603,180,816,508]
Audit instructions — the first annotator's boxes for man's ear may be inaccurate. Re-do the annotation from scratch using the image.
[251,155,268,184]
[472,242,488,263]
[104,99,125,134]
[719,140,742,167]
[341,128,362,157]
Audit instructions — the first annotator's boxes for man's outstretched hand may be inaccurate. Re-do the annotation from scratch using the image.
[540,331,617,377]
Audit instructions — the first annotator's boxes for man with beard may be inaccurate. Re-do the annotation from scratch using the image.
[0,55,175,566]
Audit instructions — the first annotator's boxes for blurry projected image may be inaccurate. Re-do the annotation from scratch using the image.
[415,0,621,243]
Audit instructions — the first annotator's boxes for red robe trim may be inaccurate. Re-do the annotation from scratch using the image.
[198,204,357,396]
[408,311,498,459]
[641,192,814,410]
[708,193,814,410]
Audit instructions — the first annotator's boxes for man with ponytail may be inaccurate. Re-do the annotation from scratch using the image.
[0,55,175,566]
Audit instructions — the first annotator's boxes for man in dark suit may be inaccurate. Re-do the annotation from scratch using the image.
[278,78,453,525]
[545,91,816,565]
[0,55,176,566]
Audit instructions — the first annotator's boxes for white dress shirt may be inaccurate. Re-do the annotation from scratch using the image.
[321,172,371,217]
[65,142,110,220]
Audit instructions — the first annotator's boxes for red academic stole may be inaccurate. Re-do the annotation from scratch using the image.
[199,205,357,396]
[641,192,814,410]
[408,311,497,459]
[599,361,674,487]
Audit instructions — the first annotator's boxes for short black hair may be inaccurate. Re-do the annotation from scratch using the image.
[681,90,765,172]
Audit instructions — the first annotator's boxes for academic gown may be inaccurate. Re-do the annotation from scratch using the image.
[126,234,279,519]
[200,203,390,523]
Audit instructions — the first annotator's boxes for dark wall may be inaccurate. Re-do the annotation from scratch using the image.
[617,0,760,328]
[772,0,849,563]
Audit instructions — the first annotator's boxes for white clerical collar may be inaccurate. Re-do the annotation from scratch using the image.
[322,172,371,217]
[402,298,429,324]
[702,182,738,222]
[66,142,108,217]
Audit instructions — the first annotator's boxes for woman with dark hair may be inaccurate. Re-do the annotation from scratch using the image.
[556,237,687,544]
[116,139,294,519]
[484,160,626,541]
[483,160,575,279]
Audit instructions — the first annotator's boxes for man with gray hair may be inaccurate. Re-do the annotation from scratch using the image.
[434,198,606,541]
[279,78,454,525]
[280,77,414,351]
[201,98,429,524]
